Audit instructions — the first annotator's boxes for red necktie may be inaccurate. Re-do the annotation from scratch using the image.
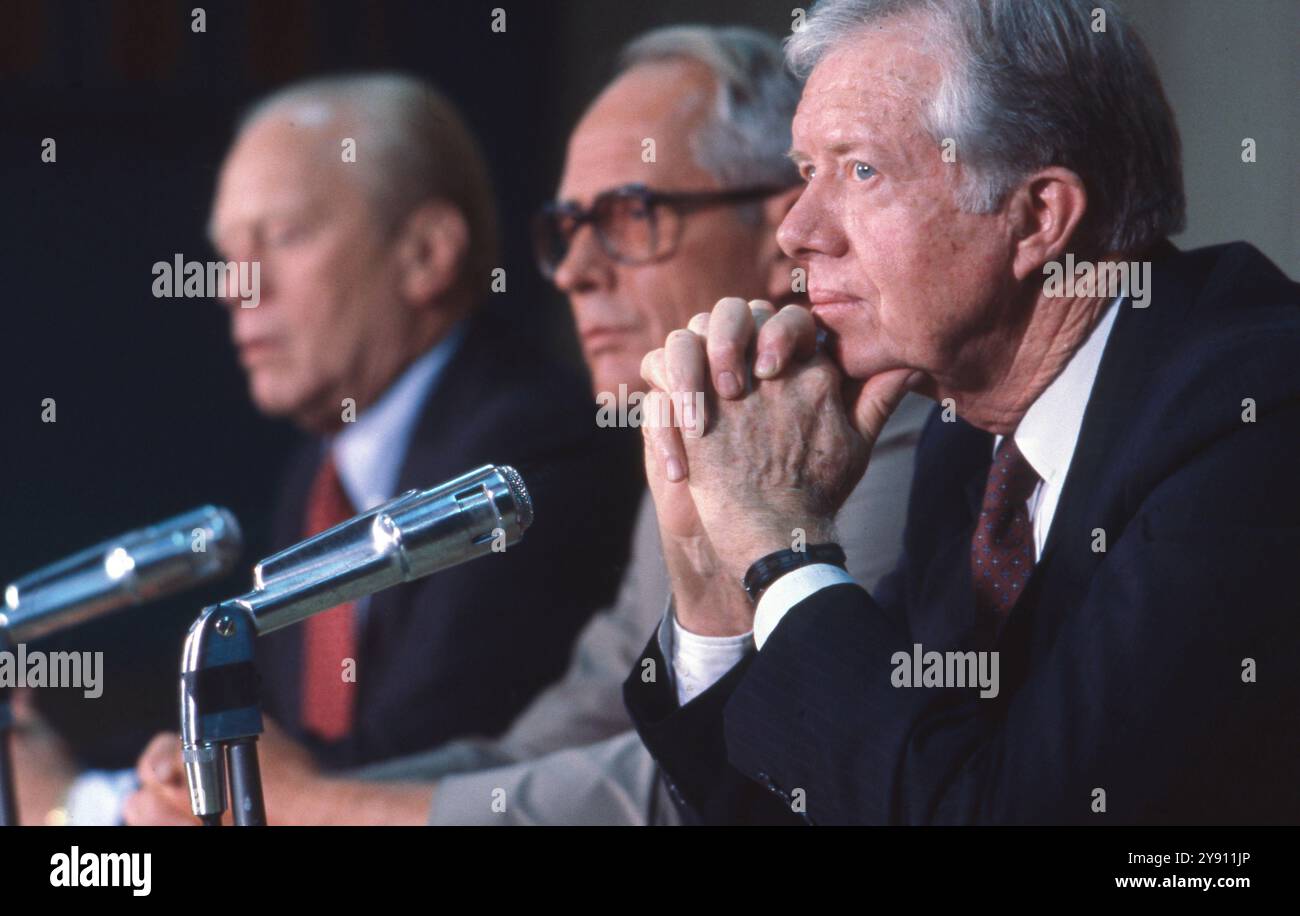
[971,438,1040,622]
[299,453,358,742]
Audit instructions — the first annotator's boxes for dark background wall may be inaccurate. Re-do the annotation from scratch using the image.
[0,0,1294,766]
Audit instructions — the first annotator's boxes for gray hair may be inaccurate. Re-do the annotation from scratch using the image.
[619,25,803,192]
[235,72,498,290]
[787,0,1185,255]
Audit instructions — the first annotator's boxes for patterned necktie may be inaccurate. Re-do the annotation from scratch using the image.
[971,437,1041,623]
[299,453,358,742]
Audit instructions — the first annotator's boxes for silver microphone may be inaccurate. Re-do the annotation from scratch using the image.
[179,464,532,820]
[227,463,532,635]
[2,506,242,644]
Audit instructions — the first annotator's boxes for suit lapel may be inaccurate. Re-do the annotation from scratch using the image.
[1035,243,1188,570]
[352,316,501,720]
[393,313,497,496]
[1007,243,1191,652]
[906,417,995,650]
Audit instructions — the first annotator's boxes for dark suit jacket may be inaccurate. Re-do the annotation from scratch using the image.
[259,311,643,770]
[625,242,1300,824]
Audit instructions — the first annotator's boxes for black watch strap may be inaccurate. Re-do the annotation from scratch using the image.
[742,543,847,605]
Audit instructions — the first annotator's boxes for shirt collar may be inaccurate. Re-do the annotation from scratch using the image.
[995,295,1122,484]
[330,322,466,512]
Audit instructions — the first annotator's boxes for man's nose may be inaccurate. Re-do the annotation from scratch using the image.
[552,224,615,295]
[777,181,846,261]
[215,246,269,311]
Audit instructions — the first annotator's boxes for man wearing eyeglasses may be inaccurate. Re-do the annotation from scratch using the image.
[124,25,928,825]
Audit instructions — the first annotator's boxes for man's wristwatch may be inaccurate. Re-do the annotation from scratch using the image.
[742,543,847,605]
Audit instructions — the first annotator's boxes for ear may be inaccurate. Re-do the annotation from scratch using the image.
[761,186,807,304]
[1007,167,1089,282]
[394,200,470,307]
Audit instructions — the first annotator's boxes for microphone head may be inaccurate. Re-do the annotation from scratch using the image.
[497,465,533,532]
[3,505,243,643]
[241,464,534,634]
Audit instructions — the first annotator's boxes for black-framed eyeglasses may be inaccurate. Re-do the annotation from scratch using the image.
[532,182,792,280]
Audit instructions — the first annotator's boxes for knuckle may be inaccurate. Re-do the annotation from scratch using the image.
[641,393,664,429]
[796,358,835,393]
[808,364,838,395]
[708,336,742,362]
[778,303,812,329]
[666,328,698,347]
[762,321,792,350]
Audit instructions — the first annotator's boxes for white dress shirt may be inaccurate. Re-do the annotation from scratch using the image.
[325,323,465,631]
[665,296,1123,704]
[331,322,465,512]
[658,603,755,706]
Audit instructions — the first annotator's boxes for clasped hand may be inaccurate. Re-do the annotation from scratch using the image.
[639,297,918,635]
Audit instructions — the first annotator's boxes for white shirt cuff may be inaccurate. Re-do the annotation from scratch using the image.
[65,768,139,826]
[657,605,753,706]
[753,563,858,649]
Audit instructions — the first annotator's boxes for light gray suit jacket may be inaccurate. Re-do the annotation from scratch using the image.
[356,393,933,825]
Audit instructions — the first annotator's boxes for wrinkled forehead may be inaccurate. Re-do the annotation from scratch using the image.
[557,61,719,204]
[210,114,360,231]
[793,20,947,147]
[220,114,348,189]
